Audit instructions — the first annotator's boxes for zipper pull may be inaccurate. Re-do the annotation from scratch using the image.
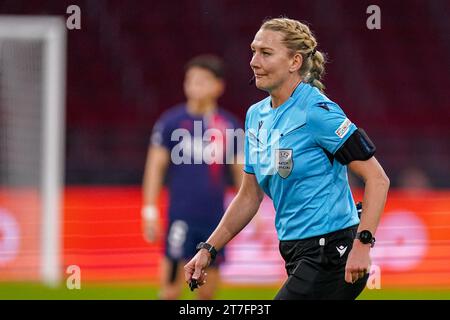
[319,237,325,246]
[319,237,328,264]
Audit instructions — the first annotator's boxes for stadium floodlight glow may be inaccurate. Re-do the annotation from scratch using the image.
[0,16,66,287]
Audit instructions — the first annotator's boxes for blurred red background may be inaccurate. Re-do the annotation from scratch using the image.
[3,187,450,288]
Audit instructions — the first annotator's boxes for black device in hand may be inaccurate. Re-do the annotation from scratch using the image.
[189,278,199,291]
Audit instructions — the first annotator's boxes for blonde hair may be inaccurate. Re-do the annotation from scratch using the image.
[261,17,326,92]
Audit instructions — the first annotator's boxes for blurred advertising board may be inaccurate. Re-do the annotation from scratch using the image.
[1,187,450,288]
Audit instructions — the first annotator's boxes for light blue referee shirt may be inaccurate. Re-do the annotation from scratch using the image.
[244,82,360,240]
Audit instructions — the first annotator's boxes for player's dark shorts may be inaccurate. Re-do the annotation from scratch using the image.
[274,225,369,300]
[164,218,225,266]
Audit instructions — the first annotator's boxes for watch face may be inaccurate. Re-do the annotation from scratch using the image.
[359,230,372,243]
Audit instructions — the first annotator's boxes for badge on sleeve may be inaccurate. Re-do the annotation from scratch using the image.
[335,118,352,139]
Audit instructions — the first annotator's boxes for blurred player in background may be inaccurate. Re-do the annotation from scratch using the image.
[185,18,390,299]
[142,55,243,300]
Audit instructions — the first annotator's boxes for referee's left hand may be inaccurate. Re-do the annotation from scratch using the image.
[345,240,372,284]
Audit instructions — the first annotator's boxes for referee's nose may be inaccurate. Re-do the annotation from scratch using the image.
[250,53,261,71]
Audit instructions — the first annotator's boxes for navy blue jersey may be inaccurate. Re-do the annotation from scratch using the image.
[151,104,242,225]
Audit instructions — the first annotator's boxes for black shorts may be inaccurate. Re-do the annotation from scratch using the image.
[274,225,369,300]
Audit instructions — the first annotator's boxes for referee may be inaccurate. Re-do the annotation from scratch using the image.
[184,17,389,299]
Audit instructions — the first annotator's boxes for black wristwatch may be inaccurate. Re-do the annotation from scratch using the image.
[356,230,376,248]
[196,242,217,262]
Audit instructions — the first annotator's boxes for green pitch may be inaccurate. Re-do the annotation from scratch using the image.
[1,282,450,300]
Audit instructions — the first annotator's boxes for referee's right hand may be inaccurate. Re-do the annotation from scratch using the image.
[184,250,210,289]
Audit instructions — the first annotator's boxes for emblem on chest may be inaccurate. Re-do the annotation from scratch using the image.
[276,149,293,178]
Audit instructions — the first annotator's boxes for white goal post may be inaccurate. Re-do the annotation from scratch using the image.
[0,16,66,286]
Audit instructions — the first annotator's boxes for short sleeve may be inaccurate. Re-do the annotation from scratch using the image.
[243,115,255,174]
[307,102,358,154]
[150,115,172,150]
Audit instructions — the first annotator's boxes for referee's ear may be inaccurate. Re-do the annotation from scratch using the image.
[289,51,303,73]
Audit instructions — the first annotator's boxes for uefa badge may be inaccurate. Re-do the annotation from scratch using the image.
[276,149,293,178]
